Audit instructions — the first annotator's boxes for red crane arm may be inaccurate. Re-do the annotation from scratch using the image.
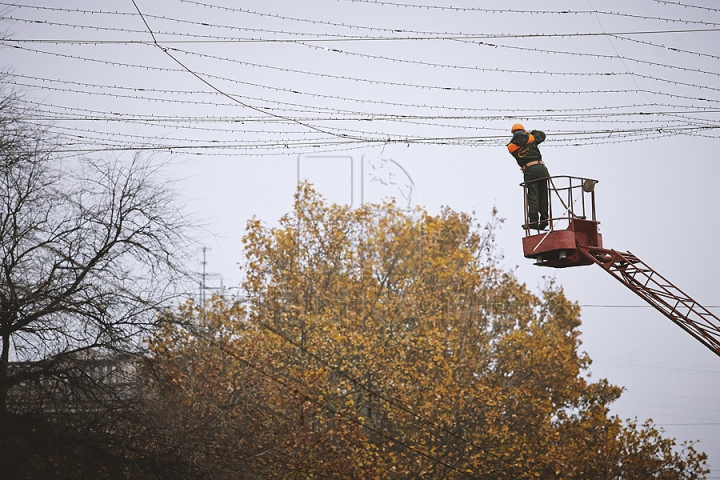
[577,246,720,358]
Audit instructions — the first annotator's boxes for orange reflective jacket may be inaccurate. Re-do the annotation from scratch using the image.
[507,130,546,168]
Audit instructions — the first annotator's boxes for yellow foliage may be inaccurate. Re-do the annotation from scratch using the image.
[146,185,708,479]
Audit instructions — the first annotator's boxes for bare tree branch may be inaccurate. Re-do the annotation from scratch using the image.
[0,85,194,418]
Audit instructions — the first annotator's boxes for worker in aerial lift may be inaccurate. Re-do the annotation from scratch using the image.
[507,123,549,230]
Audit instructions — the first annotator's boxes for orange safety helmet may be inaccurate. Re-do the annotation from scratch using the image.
[511,123,525,132]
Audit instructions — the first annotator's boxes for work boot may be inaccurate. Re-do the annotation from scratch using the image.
[523,222,547,231]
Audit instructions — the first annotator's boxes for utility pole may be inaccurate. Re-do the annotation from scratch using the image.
[201,246,208,320]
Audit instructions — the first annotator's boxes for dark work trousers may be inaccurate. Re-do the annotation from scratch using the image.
[523,163,550,224]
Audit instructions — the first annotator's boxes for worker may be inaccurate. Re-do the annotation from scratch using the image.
[507,123,549,230]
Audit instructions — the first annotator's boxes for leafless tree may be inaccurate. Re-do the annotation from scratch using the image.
[0,88,193,421]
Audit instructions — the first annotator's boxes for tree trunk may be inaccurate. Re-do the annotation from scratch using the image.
[0,333,9,416]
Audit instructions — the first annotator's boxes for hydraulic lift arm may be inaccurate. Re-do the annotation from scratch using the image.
[577,246,720,358]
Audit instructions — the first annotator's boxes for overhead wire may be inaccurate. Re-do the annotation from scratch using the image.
[21,102,715,151]
[5,14,720,44]
[15,84,717,118]
[608,33,720,60]
[6,43,719,112]
[650,0,720,13]
[2,0,718,156]
[130,0,372,144]
[35,125,717,155]
[11,70,713,150]
[177,0,720,28]
[451,38,720,77]
[291,41,720,94]
[8,37,719,89]
[7,29,720,81]
[338,0,720,27]
[166,44,720,95]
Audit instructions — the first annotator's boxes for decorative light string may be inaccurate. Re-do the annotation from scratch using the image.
[2,0,718,156]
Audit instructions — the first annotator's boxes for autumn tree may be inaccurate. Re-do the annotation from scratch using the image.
[146,185,708,479]
[0,88,192,477]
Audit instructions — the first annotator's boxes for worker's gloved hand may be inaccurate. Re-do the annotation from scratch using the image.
[529,130,546,143]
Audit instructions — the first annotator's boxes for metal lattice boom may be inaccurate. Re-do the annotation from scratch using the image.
[577,246,720,357]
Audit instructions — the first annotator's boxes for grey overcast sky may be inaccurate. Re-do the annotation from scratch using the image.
[2,0,720,475]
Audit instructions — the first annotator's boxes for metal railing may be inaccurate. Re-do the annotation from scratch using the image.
[521,175,598,233]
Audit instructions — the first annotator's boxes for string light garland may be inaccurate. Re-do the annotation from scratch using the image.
[650,0,720,13]
[7,44,718,111]
[1,0,718,158]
